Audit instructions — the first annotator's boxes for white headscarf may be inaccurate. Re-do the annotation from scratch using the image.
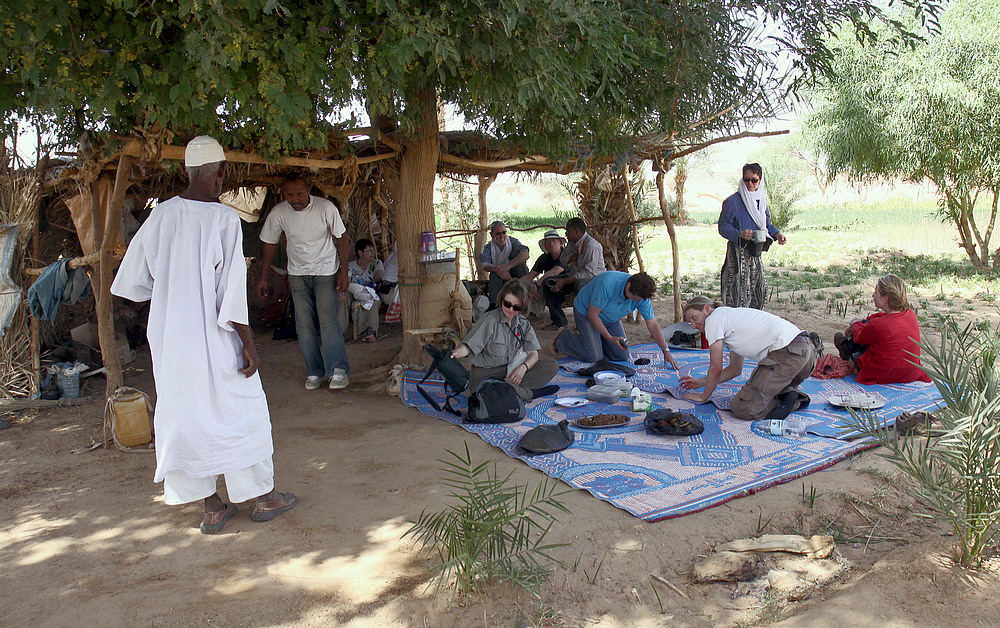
[738,177,769,231]
[489,237,513,267]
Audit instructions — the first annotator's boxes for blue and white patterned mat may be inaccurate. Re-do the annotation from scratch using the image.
[401,343,943,521]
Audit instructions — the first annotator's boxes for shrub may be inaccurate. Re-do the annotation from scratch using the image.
[842,320,1000,566]
[761,160,806,232]
[403,444,571,600]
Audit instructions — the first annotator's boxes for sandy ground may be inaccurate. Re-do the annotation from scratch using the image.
[3,293,1000,628]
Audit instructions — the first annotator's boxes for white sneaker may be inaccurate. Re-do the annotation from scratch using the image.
[304,376,323,390]
[328,369,349,390]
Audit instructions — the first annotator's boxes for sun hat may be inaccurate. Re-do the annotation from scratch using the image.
[538,229,566,249]
[184,135,227,167]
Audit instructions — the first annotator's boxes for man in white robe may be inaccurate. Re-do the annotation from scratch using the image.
[111,135,298,534]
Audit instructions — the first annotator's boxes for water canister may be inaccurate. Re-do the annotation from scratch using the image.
[107,389,152,448]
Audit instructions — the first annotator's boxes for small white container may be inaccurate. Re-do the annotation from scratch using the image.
[631,391,652,412]
[587,384,621,404]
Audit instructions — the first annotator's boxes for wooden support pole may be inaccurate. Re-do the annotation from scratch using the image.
[24,251,113,276]
[29,198,41,395]
[655,165,682,322]
[88,180,103,255]
[96,155,134,397]
[452,254,466,337]
[622,165,645,274]
[475,174,495,281]
[118,140,397,170]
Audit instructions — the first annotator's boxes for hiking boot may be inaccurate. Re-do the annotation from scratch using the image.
[304,375,323,390]
[328,368,349,390]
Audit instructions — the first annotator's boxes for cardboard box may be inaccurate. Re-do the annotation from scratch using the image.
[70,323,134,365]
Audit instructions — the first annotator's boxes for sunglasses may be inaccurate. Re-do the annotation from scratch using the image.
[501,299,523,312]
[742,177,760,184]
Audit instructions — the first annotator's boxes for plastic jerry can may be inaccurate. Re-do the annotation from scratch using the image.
[108,390,152,448]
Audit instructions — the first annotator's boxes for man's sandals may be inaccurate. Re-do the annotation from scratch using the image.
[199,492,299,534]
[200,504,238,534]
[251,491,299,522]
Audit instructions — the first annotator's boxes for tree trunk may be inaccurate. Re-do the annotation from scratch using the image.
[475,174,495,281]
[951,191,990,269]
[656,166,681,322]
[396,88,440,364]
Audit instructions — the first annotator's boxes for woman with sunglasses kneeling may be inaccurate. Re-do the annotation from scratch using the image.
[450,280,559,401]
[718,163,787,310]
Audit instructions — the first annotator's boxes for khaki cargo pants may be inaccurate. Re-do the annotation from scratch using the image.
[730,335,817,421]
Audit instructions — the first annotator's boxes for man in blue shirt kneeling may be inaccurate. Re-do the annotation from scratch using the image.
[554,271,678,369]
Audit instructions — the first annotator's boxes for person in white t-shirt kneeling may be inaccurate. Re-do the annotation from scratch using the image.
[257,173,352,391]
[679,296,817,421]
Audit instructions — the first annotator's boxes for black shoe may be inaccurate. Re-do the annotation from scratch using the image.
[795,391,811,411]
[531,385,560,399]
[808,332,824,357]
[834,333,852,361]
[766,389,802,420]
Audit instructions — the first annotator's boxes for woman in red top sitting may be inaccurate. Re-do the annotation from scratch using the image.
[834,274,931,385]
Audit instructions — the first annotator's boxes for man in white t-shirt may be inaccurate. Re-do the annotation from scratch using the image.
[257,173,351,390]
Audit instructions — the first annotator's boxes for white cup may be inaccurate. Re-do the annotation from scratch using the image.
[752,229,768,243]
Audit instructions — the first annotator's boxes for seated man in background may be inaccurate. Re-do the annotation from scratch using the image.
[555,270,677,369]
[523,229,567,329]
[544,218,606,326]
[479,220,530,303]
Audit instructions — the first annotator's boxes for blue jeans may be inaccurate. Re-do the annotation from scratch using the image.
[555,306,628,362]
[288,275,350,377]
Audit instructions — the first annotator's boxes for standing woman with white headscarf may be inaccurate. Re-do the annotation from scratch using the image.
[717,162,787,309]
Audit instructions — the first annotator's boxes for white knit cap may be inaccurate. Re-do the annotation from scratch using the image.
[184,135,226,167]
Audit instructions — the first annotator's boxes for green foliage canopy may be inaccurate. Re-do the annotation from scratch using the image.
[1,0,352,152]
[3,0,940,158]
[808,0,1000,268]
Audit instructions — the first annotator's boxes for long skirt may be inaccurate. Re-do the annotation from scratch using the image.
[720,241,766,309]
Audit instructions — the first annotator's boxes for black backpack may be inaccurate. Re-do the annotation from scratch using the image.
[416,344,470,416]
[465,378,525,424]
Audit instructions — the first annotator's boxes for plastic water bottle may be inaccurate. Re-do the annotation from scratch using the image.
[764,418,806,438]
[785,417,806,438]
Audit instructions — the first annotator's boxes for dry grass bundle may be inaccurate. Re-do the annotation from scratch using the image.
[0,139,42,398]
[576,168,649,271]
[0,304,34,398]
